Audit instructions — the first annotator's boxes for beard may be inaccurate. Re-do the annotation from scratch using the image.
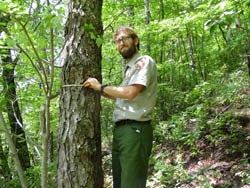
[119,44,137,59]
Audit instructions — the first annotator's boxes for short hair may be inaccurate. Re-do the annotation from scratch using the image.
[114,26,140,50]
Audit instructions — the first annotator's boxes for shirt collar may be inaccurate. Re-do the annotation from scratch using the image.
[126,53,142,68]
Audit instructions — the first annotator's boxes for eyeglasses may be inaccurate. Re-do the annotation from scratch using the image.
[115,36,132,44]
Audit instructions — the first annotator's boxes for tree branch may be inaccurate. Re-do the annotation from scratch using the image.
[103,8,127,32]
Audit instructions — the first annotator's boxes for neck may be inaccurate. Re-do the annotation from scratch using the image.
[124,51,138,63]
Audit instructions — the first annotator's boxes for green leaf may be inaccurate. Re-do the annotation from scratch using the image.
[96,36,103,47]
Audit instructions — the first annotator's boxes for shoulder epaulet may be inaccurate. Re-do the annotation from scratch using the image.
[135,57,147,71]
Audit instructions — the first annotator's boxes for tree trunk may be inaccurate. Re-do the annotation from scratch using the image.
[57,0,103,187]
[245,50,250,77]
[41,99,51,188]
[0,112,27,188]
[48,131,54,163]
[144,0,151,53]
[2,49,31,171]
[159,0,164,20]
[186,26,198,84]
[0,136,11,180]
[127,6,134,27]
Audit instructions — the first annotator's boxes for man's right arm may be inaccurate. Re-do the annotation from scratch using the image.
[102,92,116,100]
[102,84,144,101]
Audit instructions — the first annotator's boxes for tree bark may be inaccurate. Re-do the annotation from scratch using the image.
[127,6,134,27]
[48,131,53,163]
[186,26,198,84]
[0,112,27,188]
[57,0,103,187]
[0,136,11,180]
[159,0,164,20]
[2,49,31,171]
[144,0,151,53]
[245,50,250,77]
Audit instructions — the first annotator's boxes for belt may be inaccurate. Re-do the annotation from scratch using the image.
[115,119,151,127]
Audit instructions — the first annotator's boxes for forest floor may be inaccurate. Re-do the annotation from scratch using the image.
[147,134,250,188]
[103,109,250,188]
[146,109,250,188]
[103,139,250,188]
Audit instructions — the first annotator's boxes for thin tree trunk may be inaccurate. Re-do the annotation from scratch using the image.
[41,0,57,184]
[0,112,27,188]
[200,27,207,81]
[159,36,165,64]
[181,34,189,64]
[246,52,250,77]
[170,40,175,85]
[186,26,196,72]
[177,37,184,89]
[194,26,205,81]
[48,132,54,163]
[186,26,198,85]
[0,136,11,180]
[158,0,165,64]
[159,0,164,20]
[144,0,150,53]
[127,6,134,27]
[41,99,51,188]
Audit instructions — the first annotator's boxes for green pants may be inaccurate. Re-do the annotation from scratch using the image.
[112,121,153,188]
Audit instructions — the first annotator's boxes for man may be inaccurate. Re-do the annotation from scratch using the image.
[83,26,157,188]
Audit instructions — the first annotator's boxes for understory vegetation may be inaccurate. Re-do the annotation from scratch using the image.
[149,70,250,187]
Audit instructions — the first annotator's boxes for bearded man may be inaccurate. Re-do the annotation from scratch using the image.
[84,26,157,188]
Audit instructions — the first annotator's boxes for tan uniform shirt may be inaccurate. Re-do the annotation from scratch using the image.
[113,53,157,122]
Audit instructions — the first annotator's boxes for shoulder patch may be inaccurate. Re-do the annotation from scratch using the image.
[135,58,146,71]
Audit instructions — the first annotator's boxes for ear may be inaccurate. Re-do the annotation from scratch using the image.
[134,38,139,46]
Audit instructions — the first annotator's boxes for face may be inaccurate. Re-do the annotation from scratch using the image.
[115,32,138,59]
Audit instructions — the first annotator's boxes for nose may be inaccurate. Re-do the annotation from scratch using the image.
[117,40,125,45]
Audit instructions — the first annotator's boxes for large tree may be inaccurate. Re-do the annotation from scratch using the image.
[57,0,103,187]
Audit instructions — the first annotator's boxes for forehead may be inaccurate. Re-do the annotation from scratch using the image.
[115,31,129,39]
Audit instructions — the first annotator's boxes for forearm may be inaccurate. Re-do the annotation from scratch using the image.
[102,86,126,99]
[102,85,143,100]
[102,92,116,100]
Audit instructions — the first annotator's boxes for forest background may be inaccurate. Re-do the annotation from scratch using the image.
[0,0,249,187]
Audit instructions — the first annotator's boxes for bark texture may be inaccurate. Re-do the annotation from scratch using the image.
[57,0,103,187]
[2,49,30,171]
[0,136,11,180]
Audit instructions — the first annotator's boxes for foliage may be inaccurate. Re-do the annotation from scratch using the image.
[150,152,192,187]
[152,69,250,186]
[0,0,65,187]
[0,163,56,188]
[0,0,249,187]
